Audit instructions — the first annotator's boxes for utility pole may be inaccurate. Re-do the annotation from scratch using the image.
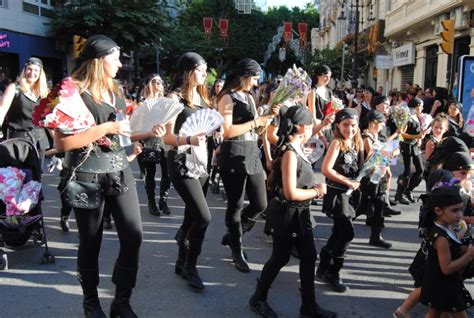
[351,0,359,89]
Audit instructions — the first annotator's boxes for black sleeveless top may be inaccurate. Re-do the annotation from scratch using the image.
[328,145,360,185]
[403,117,421,145]
[311,88,332,120]
[219,92,262,175]
[6,86,39,131]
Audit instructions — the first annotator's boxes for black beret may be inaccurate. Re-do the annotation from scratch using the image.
[444,151,474,171]
[80,34,119,61]
[335,107,359,123]
[370,95,388,109]
[232,58,262,77]
[177,52,206,74]
[365,110,385,123]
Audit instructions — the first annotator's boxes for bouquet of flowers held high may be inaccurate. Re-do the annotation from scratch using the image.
[0,167,42,226]
[323,97,345,116]
[418,113,433,134]
[257,65,312,134]
[390,103,411,133]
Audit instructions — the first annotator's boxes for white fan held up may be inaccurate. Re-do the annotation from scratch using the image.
[178,109,224,179]
[130,97,184,132]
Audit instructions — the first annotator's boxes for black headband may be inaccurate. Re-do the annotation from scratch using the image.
[25,57,43,69]
[335,108,359,123]
[428,184,464,208]
[79,34,120,61]
[232,58,262,77]
[177,52,206,74]
[276,106,313,148]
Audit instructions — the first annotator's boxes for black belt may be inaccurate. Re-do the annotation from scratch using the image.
[64,149,128,173]
[275,197,311,208]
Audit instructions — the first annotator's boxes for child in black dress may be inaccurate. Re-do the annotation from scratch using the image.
[419,183,474,318]
[249,105,336,318]
[317,108,363,293]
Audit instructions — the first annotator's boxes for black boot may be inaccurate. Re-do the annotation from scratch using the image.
[103,216,112,230]
[159,198,171,215]
[394,176,410,205]
[369,216,392,249]
[323,257,348,293]
[110,263,138,318]
[182,238,205,290]
[299,288,337,318]
[60,216,70,232]
[228,224,250,273]
[316,247,330,279]
[148,199,160,216]
[383,205,401,216]
[249,280,277,318]
[146,183,160,216]
[77,267,106,318]
[174,228,187,275]
[405,173,422,203]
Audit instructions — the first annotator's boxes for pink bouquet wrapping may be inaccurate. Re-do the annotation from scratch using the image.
[0,167,42,225]
[33,77,96,135]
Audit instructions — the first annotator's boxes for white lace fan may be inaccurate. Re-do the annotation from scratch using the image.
[304,136,325,164]
[130,97,184,132]
[178,109,224,179]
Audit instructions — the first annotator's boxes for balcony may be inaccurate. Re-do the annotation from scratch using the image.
[384,0,464,38]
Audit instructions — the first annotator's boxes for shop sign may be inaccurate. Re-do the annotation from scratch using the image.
[375,55,393,69]
[392,43,415,67]
[0,33,11,49]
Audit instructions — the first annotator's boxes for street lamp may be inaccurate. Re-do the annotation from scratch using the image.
[339,0,376,89]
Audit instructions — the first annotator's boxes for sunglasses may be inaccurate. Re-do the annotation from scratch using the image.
[357,90,364,93]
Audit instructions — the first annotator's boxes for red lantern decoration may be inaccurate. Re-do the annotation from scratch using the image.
[298,22,308,48]
[203,17,213,39]
[283,22,292,44]
[219,18,229,47]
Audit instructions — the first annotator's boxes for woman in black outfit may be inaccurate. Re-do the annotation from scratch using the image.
[394,97,427,205]
[164,52,211,290]
[217,58,272,273]
[55,35,164,318]
[0,57,50,166]
[136,74,171,216]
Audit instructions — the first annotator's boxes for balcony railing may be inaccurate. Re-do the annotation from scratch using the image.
[384,0,464,37]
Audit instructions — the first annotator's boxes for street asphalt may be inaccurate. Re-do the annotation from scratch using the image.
[0,158,473,318]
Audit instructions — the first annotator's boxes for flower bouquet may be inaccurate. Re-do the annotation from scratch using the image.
[0,167,42,226]
[390,103,411,133]
[33,77,96,135]
[323,97,345,116]
[346,141,398,195]
[257,65,312,134]
[33,78,115,149]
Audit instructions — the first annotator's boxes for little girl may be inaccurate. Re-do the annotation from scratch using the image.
[317,108,363,293]
[360,110,392,248]
[249,106,336,318]
[420,183,474,318]
[425,115,448,160]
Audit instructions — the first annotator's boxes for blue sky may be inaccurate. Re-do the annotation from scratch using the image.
[264,0,312,9]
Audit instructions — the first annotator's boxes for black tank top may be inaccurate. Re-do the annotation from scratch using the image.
[326,144,360,186]
[277,145,314,194]
[173,96,208,134]
[403,117,421,145]
[229,91,255,125]
[6,86,39,131]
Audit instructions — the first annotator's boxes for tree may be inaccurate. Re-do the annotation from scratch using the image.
[50,0,169,52]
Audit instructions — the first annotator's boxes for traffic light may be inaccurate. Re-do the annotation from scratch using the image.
[439,19,455,55]
[73,35,87,59]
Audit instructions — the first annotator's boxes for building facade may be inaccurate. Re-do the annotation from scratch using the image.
[384,0,474,92]
[0,0,65,84]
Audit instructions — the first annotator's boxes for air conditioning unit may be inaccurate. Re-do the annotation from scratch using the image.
[433,13,450,35]
[451,6,469,30]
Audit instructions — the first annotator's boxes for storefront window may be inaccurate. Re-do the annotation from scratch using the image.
[22,0,54,17]
[0,0,7,8]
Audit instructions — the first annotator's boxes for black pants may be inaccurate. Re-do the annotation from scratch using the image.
[172,176,211,240]
[142,149,171,200]
[221,171,267,228]
[258,233,317,296]
[400,142,424,179]
[324,217,354,257]
[74,186,142,269]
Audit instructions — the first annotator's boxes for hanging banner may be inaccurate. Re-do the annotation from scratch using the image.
[298,22,308,48]
[457,55,474,125]
[203,17,213,38]
[283,22,292,44]
[219,19,229,46]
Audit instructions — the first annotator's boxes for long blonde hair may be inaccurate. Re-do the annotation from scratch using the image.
[18,66,49,99]
[179,70,210,108]
[141,76,164,100]
[71,57,122,103]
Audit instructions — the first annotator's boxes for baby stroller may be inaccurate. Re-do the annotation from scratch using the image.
[0,138,54,270]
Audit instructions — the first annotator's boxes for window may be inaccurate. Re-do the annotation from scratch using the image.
[0,0,8,8]
[22,0,54,17]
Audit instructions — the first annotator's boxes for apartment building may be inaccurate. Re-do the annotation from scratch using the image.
[0,0,65,83]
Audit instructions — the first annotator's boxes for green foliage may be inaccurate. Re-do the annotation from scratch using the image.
[50,0,168,51]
